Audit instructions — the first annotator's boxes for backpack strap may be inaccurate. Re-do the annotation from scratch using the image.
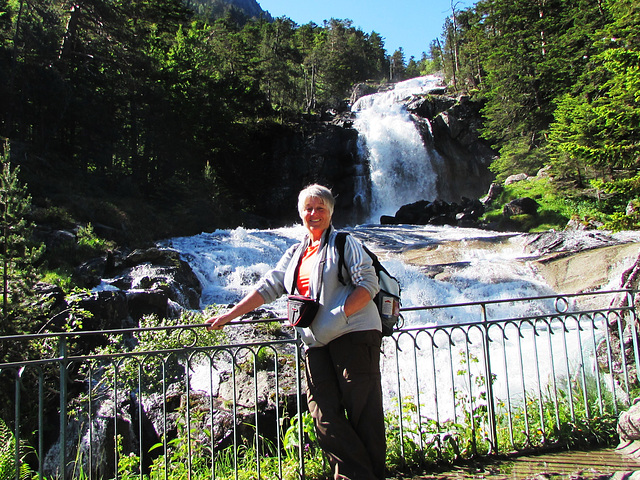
[335,232,348,285]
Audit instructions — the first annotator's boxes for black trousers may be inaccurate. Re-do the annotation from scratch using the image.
[305,330,386,480]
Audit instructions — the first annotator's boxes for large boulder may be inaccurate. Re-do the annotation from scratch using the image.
[44,247,203,345]
[503,197,539,217]
[83,247,202,313]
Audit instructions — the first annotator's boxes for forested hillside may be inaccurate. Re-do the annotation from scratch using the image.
[0,0,638,242]
[435,0,640,230]
[0,0,398,242]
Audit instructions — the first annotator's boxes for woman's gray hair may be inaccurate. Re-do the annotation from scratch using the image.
[298,184,335,217]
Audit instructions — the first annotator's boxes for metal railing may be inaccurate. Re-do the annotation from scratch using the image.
[0,289,636,479]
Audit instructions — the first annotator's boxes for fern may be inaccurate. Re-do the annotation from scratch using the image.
[0,418,31,480]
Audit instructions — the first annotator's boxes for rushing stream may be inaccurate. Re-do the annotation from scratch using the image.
[162,223,556,322]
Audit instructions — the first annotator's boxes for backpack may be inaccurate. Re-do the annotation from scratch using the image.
[335,232,402,336]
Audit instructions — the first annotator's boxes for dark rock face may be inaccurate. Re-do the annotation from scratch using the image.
[40,247,203,349]
[406,94,496,202]
[381,197,485,227]
[252,121,362,227]
[74,248,202,312]
[248,85,497,228]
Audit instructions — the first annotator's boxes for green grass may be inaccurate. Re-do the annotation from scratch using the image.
[483,177,608,232]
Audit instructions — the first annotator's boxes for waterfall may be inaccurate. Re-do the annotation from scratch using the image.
[352,75,446,222]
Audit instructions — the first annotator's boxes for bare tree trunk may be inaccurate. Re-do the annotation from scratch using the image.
[59,4,82,61]
[538,0,547,56]
[450,0,461,87]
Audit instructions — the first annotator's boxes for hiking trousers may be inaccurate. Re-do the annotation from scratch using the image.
[305,330,386,480]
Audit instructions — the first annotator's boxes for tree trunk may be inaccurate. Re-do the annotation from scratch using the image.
[58,4,82,61]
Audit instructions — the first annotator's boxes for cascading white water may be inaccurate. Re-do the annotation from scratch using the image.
[163,225,629,406]
[352,75,446,222]
[161,224,559,323]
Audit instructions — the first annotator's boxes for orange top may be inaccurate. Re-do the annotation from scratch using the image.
[296,243,319,296]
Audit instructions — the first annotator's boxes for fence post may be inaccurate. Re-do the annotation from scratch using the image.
[58,336,68,479]
[295,331,306,479]
[481,303,498,454]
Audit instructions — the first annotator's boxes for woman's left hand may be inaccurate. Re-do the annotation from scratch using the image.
[344,286,373,317]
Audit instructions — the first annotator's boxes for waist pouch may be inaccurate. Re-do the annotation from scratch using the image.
[287,295,320,328]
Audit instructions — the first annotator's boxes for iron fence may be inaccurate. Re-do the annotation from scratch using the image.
[0,289,637,479]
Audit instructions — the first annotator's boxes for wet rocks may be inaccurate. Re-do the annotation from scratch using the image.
[380,197,485,227]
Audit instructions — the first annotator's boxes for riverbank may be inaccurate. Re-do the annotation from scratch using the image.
[396,229,640,297]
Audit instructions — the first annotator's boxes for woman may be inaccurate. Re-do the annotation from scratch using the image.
[206,184,386,480]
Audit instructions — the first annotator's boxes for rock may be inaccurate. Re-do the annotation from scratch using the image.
[503,197,539,217]
[618,399,640,458]
[626,200,640,216]
[382,197,485,227]
[406,94,456,120]
[423,96,496,201]
[43,390,157,480]
[523,230,630,255]
[74,255,110,288]
[33,282,66,311]
[64,289,134,337]
[505,173,530,185]
[36,228,77,252]
[125,289,172,320]
[481,182,504,205]
[104,247,202,311]
[537,166,553,178]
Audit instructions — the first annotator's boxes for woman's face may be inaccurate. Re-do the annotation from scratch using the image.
[301,196,331,239]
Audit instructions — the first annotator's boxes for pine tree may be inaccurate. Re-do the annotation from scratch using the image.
[0,140,43,334]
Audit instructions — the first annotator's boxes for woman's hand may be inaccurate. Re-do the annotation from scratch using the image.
[344,286,373,317]
[205,313,234,331]
[204,290,266,331]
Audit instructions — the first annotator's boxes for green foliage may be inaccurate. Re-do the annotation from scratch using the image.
[283,412,326,478]
[1,0,392,203]
[76,223,115,259]
[381,349,620,478]
[0,141,46,335]
[116,410,323,480]
[444,0,640,221]
[1,0,639,233]
[0,417,32,480]
[82,308,226,393]
[483,177,606,231]
[239,345,277,375]
[591,175,640,230]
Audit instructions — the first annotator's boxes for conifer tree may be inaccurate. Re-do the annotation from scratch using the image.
[0,140,43,334]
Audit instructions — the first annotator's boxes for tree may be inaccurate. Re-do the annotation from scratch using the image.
[405,56,421,79]
[463,0,609,179]
[389,48,406,81]
[0,140,43,332]
[547,0,640,186]
[427,39,444,73]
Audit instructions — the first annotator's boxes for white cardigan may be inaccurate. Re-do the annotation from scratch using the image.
[257,225,381,348]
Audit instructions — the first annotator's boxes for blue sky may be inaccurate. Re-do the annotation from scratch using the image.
[257,0,471,61]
